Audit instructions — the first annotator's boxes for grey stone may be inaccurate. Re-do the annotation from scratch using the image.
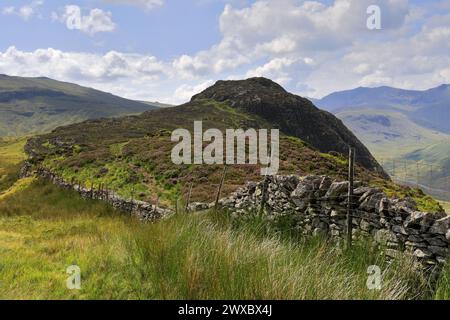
[324,181,348,199]
[413,248,432,259]
[428,246,448,257]
[374,229,397,245]
[429,216,450,235]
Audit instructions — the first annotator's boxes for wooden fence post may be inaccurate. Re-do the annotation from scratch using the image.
[185,182,193,212]
[347,147,355,249]
[259,175,269,215]
[214,165,228,212]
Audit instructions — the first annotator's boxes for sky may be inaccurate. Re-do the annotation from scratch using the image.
[0,0,449,104]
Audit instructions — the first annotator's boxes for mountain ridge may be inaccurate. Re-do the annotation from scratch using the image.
[0,74,160,136]
[193,77,385,174]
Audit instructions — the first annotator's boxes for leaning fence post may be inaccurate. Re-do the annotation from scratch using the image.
[259,175,270,215]
[214,165,228,212]
[347,147,355,249]
[185,182,193,212]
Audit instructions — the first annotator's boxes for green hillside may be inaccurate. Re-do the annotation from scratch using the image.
[0,75,159,136]
[335,108,450,158]
[24,78,440,211]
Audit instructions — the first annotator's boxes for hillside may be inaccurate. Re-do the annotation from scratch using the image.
[0,74,159,136]
[315,85,450,200]
[335,108,450,158]
[316,84,450,133]
[24,77,404,207]
[0,136,447,299]
[192,78,384,173]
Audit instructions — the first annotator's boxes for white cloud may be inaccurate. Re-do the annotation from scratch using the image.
[1,0,43,21]
[54,5,116,35]
[102,0,164,10]
[1,1,450,104]
[0,46,171,101]
[173,80,215,104]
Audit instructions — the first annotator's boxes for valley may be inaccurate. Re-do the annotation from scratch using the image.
[315,85,450,201]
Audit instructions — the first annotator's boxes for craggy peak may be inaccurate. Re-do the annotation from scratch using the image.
[195,77,386,176]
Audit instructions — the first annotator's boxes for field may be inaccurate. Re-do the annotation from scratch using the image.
[0,137,449,300]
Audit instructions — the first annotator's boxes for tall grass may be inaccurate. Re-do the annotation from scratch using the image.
[1,179,447,300]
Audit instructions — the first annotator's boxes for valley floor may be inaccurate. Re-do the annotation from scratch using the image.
[0,138,449,300]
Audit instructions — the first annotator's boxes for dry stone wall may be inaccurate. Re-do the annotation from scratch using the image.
[25,162,449,269]
[219,175,450,268]
[28,165,173,221]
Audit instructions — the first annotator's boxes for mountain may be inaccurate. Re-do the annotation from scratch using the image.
[316,84,450,133]
[192,78,383,173]
[0,74,159,136]
[25,77,392,206]
[315,84,450,200]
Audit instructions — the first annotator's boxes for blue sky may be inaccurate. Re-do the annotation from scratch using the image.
[0,0,449,103]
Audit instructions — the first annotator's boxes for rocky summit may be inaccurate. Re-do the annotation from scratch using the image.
[192,77,386,176]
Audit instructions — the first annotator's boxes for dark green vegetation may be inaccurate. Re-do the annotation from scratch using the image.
[0,74,159,136]
[24,77,441,210]
[1,178,449,299]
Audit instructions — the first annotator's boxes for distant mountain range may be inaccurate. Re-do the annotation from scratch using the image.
[0,74,160,136]
[315,84,450,133]
[314,84,450,200]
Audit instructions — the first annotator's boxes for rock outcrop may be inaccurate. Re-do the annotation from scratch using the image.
[192,77,387,177]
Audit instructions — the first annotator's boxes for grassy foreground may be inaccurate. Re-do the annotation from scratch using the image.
[0,137,449,299]
[0,179,449,300]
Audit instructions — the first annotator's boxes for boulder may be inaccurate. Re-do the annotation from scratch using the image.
[413,248,432,259]
[374,229,397,245]
[324,181,348,199]
[429,216,450,235]
[359,192,384,212]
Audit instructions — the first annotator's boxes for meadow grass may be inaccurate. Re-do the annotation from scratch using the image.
[0,179,448,300]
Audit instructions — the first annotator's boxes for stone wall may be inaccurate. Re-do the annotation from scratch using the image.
[25,162,450,269]
[219,175,450,269]
[29,165,173,221]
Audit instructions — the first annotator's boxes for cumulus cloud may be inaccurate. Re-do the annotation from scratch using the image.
[0,46,172,101]
[53,5,116,35]
[1,0,43,21]
[1,0,450,103]
[173,80,215,104]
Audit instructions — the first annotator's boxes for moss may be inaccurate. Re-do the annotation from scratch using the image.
[42,141,56,149]
[109,142,128,157]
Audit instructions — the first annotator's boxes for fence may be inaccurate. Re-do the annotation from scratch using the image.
[378,157,450,201]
